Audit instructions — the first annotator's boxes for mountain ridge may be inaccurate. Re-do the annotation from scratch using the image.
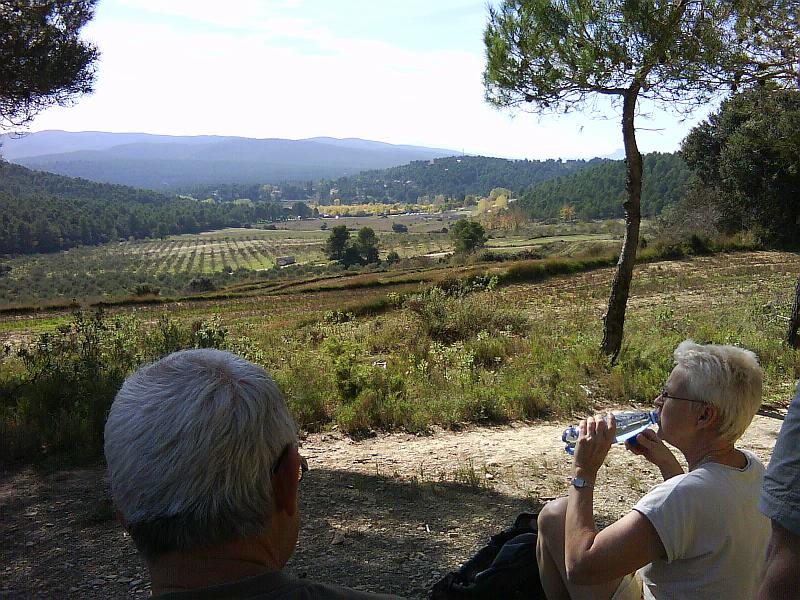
[1,131,459,190]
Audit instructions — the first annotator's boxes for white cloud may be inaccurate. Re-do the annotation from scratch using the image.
[28,0,712,159]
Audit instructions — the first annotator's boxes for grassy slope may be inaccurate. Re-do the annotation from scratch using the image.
[3,251,798,452]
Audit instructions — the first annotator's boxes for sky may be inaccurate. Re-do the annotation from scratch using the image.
[27,0,719,160]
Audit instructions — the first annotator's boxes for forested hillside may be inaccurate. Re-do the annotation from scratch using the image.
[181,182,308,203]
[520,152,689,219]
[316,155,603,203]
[0,162,285,254]
[0,152,690,256]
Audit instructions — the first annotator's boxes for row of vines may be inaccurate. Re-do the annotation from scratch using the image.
[0,235,327,304]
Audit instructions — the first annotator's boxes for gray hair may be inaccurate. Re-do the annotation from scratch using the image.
[674,340,762,443]
[104,349,296,559]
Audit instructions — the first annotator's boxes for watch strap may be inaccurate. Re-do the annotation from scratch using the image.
[570,476,593,489]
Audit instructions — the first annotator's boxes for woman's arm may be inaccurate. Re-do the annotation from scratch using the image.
[565,502,666,584]
[564,414,667,584]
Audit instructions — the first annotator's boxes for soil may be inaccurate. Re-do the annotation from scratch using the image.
[0,413,786,599]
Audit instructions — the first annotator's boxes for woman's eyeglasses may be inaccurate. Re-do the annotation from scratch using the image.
[659,389,707,404]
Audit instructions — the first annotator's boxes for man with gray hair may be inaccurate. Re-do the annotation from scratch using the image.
[105,348,401,599]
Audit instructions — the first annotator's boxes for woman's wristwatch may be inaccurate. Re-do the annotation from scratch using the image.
[570,476,593,489]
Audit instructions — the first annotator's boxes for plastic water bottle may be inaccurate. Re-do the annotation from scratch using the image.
[561,410,659,454]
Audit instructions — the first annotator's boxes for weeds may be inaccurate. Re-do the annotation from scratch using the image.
[452,457,485,490]
[4,249,799,464]
[0,310,229,463]
[405,286,528,344]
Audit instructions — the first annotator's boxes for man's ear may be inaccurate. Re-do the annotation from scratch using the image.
[271,446,300,518]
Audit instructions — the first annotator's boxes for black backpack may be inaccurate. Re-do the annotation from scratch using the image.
[429,512,545,600]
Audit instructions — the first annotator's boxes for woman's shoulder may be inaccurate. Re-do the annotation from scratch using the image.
[639,449,765,508]
[738,448,766,472]
[694,449,766,483]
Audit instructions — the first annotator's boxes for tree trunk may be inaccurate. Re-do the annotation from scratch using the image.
[601,86,642,362]
[786,274,800,348]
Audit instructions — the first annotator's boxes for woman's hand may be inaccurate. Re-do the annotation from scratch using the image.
[572,413,615,481]
[625,429,683,480]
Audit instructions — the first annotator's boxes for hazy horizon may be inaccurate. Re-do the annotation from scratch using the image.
[23,1,720,161]
[5,129,632,162]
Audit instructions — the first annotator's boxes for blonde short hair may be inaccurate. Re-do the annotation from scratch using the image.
[674,340,762,443]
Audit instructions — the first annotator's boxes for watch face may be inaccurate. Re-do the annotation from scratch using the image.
[572,477,588,488]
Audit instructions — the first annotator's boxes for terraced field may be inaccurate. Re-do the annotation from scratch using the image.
[0,220,627,306]
[127,230,328,273]
[0,229,330,304]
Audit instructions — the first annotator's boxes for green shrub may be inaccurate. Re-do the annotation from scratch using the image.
[437,274,499,296]
[334,367,417,435]
[193,317,228,348]
[133,283,160,296]
[605,345,673,404]
[0,310,229,463]
[688,234,712,255]
[465,331,518,369]
[146,313,193,355]
[323,337,369,403]
[459,384,510,423]
[188,277,216,292]
[404,287,528,344]
[274,351,333,432]
[709,231,762,252]
[323,309,354,325]
[638,231,763,263]
[501,256,616,285]
[494,368,552,419]
[366,315,429,358]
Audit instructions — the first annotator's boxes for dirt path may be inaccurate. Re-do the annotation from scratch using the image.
[0,414,785,599]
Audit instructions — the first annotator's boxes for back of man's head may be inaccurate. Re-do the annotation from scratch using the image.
[104,349,296,560]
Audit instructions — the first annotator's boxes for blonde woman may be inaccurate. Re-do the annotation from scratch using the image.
[536,341,770,600]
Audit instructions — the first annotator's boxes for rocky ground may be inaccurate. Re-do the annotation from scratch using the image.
[0,412,785,599]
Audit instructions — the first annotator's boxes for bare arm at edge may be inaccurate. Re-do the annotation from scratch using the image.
[758,521,800,600]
